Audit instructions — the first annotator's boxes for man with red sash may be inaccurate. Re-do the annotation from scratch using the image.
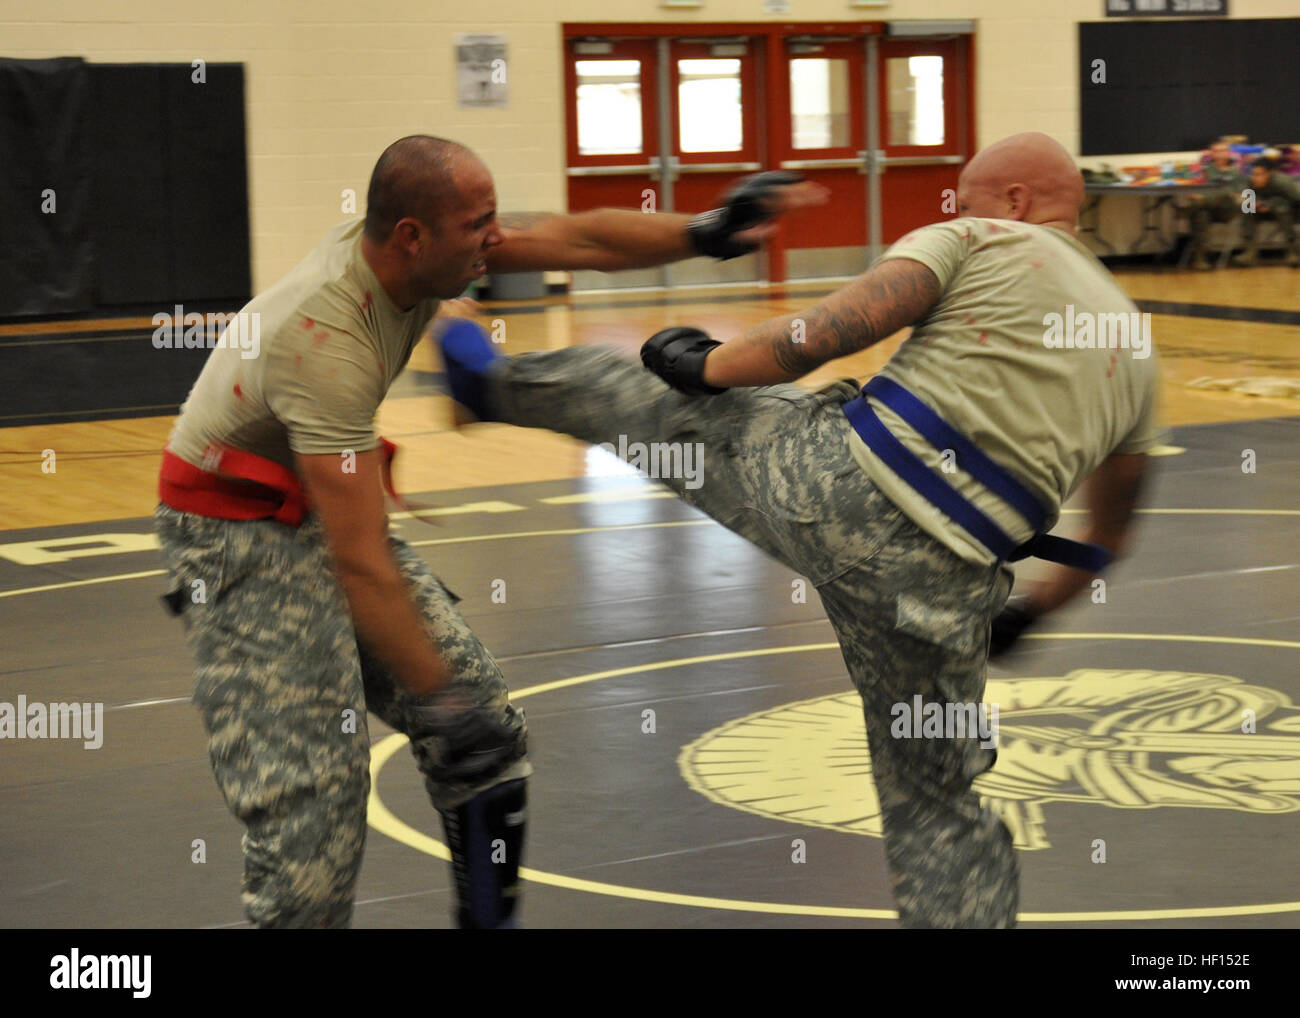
[155,134,819,928]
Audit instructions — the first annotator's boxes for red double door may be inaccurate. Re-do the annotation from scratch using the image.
[563,24,974,286]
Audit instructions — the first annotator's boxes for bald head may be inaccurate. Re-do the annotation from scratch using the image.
[957,133,1085,232]
[364,135,478,241]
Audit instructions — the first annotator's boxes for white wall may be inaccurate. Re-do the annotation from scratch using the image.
[2,0,1294,286]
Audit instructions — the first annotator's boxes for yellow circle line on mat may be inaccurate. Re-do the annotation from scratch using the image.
[0,568,168,600]
[368,633,1300,922]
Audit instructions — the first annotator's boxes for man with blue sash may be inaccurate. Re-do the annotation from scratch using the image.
[441,132,1164,928]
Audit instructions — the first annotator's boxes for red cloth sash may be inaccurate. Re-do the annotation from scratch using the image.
[159,439,404,527]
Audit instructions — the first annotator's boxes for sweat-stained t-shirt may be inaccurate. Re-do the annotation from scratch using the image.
[167,220,440,472]
[848,217,1165,566]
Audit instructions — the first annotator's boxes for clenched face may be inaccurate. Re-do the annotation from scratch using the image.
[413,155,504,300]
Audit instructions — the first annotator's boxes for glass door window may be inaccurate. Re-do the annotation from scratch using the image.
[790,58,852,150]
[575,60,646,156]
[677,58,744,153]
[886,55,945,147]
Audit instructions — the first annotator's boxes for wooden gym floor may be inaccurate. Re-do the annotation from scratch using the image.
[1,263,1298,928]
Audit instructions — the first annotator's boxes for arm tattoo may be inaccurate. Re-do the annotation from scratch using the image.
[768,258,942,377]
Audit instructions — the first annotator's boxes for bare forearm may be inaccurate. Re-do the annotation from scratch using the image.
[704,258,941,388]
[702,313,821,387]
[1025,453,1149,615]
[565,209,696,270]
[336,560,447,696]
[1026,542,1107,614]
[490,209,696,273]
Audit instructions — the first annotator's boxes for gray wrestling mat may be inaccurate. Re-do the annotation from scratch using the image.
[1,416,1297,928]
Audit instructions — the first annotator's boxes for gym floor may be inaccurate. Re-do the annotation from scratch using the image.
[1,265,1298,928]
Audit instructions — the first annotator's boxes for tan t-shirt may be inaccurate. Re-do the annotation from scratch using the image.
[168,220,439,471]
[849,218,1165,565]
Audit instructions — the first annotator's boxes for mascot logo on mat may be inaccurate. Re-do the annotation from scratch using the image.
[680,670,1300,850]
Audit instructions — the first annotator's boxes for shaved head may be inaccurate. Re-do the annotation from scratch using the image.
[359,134,503,307]
[364,135,478,241]
[957,133,1085,232]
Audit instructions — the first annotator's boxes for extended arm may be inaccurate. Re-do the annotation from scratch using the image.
[486,210,697,273]
[485,172,827,273]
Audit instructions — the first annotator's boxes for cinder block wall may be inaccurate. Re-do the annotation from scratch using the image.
[5,0,1292,286]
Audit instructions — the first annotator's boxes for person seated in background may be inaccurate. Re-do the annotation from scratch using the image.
[1184,139,1246,270]
[1233,156,1300,267]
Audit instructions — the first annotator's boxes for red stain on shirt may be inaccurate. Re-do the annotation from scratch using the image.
[977,332,989,345]
[1030,259,1044,269]
[985,222,1008,235]
[313,330,330,347]
[233,383,244,400]
[300,316,314,330]
[362,290,372,310]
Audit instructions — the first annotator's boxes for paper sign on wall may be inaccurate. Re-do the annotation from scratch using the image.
[456,34,508,108]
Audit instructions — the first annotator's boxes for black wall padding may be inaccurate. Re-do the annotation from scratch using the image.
[0,60,251,319]
[0,326,211,427]
[163,65,252,300]
[90,63,252,306]
[90,65,172,305]
[0,58,94,317]
[1079,18,1300,156]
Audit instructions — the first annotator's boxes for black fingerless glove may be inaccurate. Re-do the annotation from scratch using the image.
[686,170,804,260]
[641,326,726,396]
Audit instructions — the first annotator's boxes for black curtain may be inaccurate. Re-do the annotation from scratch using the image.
[0,58,94,316]
[91,63,251,306]
[0,59,251,318]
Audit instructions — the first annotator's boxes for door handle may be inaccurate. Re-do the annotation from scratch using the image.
[566,164,657,177]
[879,154,966,167]
[779,157,864,170]
[676,161,763,173]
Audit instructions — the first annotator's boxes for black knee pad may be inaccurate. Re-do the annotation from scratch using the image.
[439,778,527,929]
[407,700,528,786]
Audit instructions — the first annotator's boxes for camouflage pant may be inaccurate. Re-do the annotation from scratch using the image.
[154,505,530,929]
[1239,197,1298,242]
[488,348,1018,928]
